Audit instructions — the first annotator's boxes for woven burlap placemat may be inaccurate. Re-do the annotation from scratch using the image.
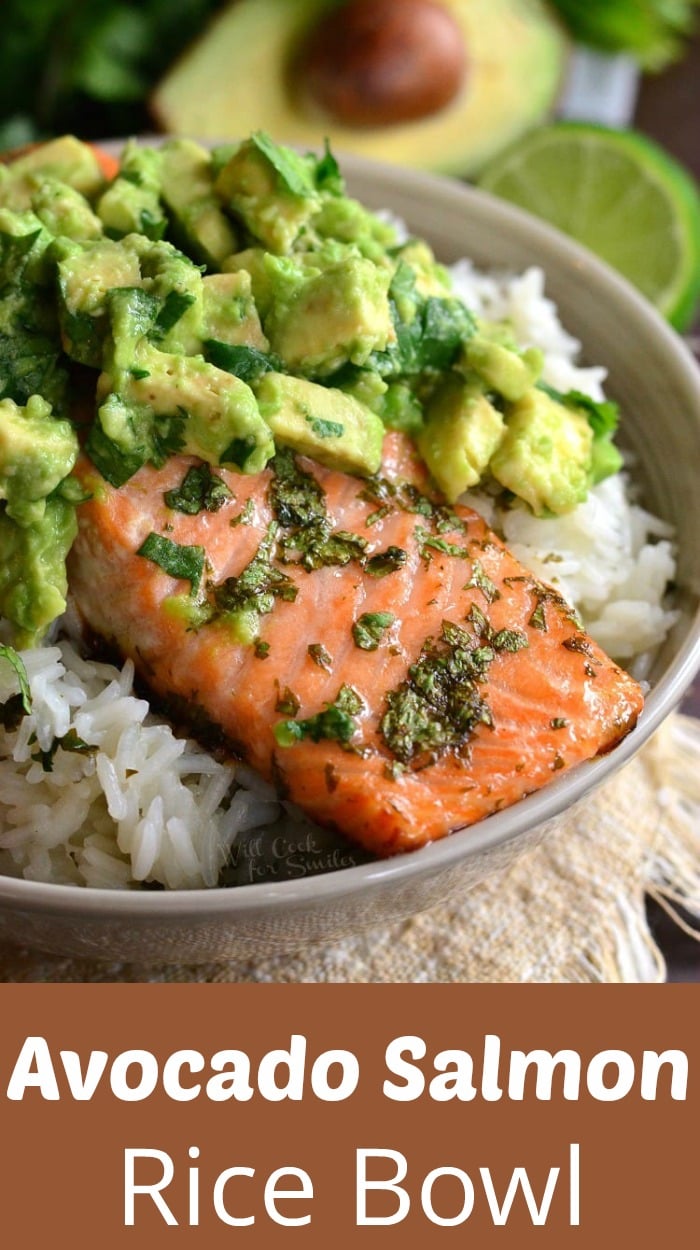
[1,716,698,983]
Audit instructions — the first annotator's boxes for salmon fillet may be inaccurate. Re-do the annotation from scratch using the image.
[68,433,644,855]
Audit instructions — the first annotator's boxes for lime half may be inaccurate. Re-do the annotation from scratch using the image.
[478,122,700,331]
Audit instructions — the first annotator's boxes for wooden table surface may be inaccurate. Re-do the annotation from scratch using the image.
[635,41,700,980]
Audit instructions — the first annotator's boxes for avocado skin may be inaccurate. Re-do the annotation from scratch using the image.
[151,0,568,177]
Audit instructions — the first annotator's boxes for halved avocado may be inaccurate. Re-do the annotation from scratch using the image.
[151,0,568,177]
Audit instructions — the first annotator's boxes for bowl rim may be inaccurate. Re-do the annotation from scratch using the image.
[2,148,700,921]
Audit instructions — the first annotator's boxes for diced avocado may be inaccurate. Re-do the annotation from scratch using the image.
[418,374,505,502]
[265,250,394,377]
[391,240,452,297]
[159,138,238,269]
[256,372,384,476]
[6,137,104,198]
[128,234,205,356]
[223,248,277,318]
[57,238,142,367]
[215,132,321,254]
[0,393,80,646]
[30,178,103,242]
[0,493,77,648]
[88,286,274,486]
[461,334,543,402]
[490,388,593,516]
[202,272,269,350]
[0,395,78,526]
[97,140,167,241]
[311,194,397,263]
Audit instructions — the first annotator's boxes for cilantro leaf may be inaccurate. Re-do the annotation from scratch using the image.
[313,140,345,195]
[274,685,363,748]
[164,463,233,515]
[352,612,395,651]
[251,131,316,198]
[0,643,32,717]
[137,532,205,594]
[204,341,279,383]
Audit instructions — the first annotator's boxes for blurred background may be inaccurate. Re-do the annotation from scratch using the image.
[0,2,697,159]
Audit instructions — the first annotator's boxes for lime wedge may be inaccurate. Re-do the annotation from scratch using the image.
[478,123,700,331]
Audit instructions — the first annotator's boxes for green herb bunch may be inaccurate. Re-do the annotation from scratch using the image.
[550,0,700,70]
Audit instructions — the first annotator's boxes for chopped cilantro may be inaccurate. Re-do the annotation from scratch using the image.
[352,612,395,651]
[269,448,326,530]
[465,560,501,604]
[214,523,297,623]
[364,547,407,578]
[381,620,495,766]
[313,140,345,195]
[30,728,96,773]
[137,533,205,595]
[416,528,470,560]
[229,499,255,527]
[370,262,476,378]
[164,463,233,515]
[275,687,300,716]
[204,341,279,383]
[306,415,344,439]
[529,602,548,631]
[269,449,367,569]
[551,718,568,730]
[254,640,271,659]
[308,643,332,670]
[466,605,527,654]
[251,131,316,198]
[274,684,363,748]
[149,290,196,343]
[299,529,368,572]
[0,644,32,717]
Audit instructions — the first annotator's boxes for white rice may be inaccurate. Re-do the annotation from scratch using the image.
[0,264,678,889]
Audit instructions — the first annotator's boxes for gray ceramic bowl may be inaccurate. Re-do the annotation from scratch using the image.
[1,152,700,964]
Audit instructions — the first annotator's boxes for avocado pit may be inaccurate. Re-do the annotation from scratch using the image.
[299,0,468,128]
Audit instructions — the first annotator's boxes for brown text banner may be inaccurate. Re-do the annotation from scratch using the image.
[0,985,696,1246]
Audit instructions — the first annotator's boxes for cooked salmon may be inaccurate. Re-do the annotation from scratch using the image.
[68,433,644,855]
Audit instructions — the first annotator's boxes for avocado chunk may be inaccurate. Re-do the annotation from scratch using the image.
[311,194,398,263]
[0,394,80,646]
[159,138,239,269]
[56,237,142,367]
[490,388,593,516]
[263,247,394,377]
[2,136,105,200]
[418,374,505,502]
[87,286,274,487]
[97,140,167,241]
[202,272,269,350]
[151,0,566,177]
[461,334,544,402]
[29,178,102,242]
[215,132,321,254]
[0,395,78,526]
[256,372,384,476]
[391,240,452,298]
[0,494,77,649]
